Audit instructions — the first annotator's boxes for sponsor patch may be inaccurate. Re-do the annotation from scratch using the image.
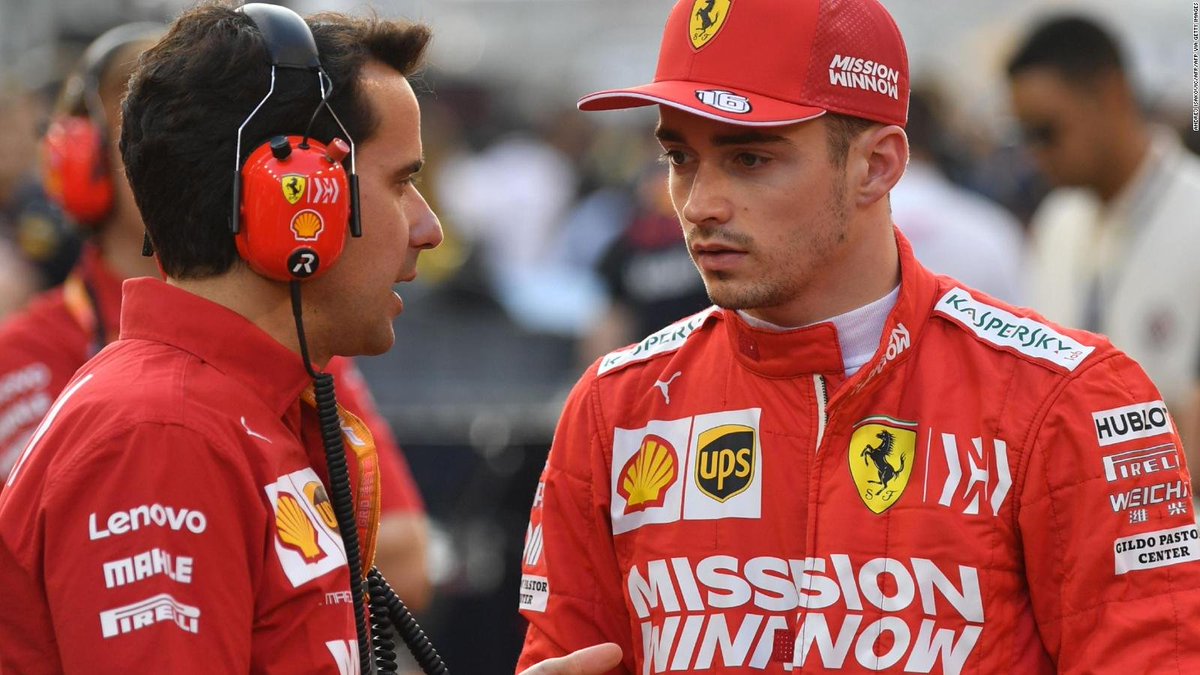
[1114,524,1200,574]
[695,90,751,114]
[626,554,983,672]
[1108,480,1189,513]
[683,409,762,521]
[934,288,1094,371]
[828,54,902,100]
[89,504,207,541]
[688,0,731,49]
[519,574,550,613]
[611,408,762,533]
[325,640,360,675]
[99,593,200,639]
[852,324,910,395]
[1102,443,1179,482]
[309,176,342,204]
[612,419,691,534]
[281,174,307,205]
[103,548,194,589]
[694,424,755,502]
[849,416,917,514]
[1093,400,1172,447]
[925,433,1012,517]
[618,435,680,514]
[290,209,324,241]
[598,307,717,376]
[264,467,347,587]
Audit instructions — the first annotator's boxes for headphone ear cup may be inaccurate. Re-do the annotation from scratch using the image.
[235,135,351,281]
[41,116,113,225]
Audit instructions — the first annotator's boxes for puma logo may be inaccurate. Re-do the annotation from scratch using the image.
[241,416,272,443]
[654,371,683,405]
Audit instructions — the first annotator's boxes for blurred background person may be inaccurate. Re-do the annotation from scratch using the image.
[578,160,711,364]
[0,84,71,318]
[891,86,1028,304]
[1007,15,1200,430]
[0,21,432,613]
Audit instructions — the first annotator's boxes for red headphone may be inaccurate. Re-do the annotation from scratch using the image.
[231,4,362,281]
[41,23,164,227]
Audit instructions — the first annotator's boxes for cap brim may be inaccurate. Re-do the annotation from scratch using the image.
[578,80,826,127]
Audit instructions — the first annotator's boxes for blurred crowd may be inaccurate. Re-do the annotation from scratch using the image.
[1,2,1199,672]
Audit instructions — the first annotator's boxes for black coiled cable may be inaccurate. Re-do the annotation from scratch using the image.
[368,567,449,674]
[291,282,449,675]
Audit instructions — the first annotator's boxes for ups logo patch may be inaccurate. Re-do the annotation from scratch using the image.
[695,423,755,502]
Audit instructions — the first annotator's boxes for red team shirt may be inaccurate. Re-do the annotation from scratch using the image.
[0,246,423,512]
[517,232,1200,674]
[0,273,415,673]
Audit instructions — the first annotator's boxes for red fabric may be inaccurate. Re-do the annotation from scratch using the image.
[517,230,1200,674]
[0,247,422,516]
[0,279,367,673]
[579,0,908,127]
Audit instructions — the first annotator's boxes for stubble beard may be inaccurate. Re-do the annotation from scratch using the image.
[698,175,849,314]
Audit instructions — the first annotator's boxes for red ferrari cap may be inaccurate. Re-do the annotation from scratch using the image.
[579,0,909,127]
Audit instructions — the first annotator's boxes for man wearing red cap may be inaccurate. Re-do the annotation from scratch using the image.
[517,1,1200,673]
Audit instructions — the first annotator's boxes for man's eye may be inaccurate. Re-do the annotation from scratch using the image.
[735,153,768,168]
[660,150,688,166]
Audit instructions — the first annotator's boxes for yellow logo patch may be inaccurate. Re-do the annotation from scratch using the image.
[275,494,324,562]
[281,174,307,205]
[290,209,324,241]
[689,0,732,50]
[695,423,755,502]
[303,481,338,531]
[848,416,917,514]
[618,434,679,514]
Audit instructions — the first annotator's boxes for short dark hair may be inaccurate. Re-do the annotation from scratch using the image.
[824,113,877,168]
[1006,16,1125,82]
[120,2,431,279]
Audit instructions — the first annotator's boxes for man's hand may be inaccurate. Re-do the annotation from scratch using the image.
[517,643,623,675]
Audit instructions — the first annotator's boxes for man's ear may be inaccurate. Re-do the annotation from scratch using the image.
[851,125,909,208]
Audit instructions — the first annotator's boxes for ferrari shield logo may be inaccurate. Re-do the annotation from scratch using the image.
[282,174,307,205]
[848,416,917,514]
[689,0,732,50]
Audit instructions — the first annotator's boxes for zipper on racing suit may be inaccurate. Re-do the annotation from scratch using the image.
[813,373,828,452]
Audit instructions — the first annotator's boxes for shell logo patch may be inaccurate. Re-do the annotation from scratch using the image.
[849,416,918,514]
[291,209,323,241]
[618,434,679,514]
[275,493,324,562]
[264,467,347,587]
[689,0,732,50]
[282,174,307,205]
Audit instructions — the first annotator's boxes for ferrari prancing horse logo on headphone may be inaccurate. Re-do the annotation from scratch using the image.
[282,174,307,205]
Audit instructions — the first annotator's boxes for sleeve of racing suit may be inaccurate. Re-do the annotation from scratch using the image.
[1019,351,1200,672]
[40,422,260,673]
[516,374,634,674]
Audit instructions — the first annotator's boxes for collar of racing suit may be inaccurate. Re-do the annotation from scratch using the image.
[717,226,936,406]
[118,277,314,419]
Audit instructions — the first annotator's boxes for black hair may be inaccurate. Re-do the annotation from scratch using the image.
[120,1,431,279]
[1006,15,1125,82]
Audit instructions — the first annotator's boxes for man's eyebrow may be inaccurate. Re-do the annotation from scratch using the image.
[654,126,684,144]
[397,159,424,176]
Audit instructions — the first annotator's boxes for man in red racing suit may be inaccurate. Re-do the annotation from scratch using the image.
[516,0,1200,672]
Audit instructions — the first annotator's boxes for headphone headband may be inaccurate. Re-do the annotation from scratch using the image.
[238,3,321,70]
